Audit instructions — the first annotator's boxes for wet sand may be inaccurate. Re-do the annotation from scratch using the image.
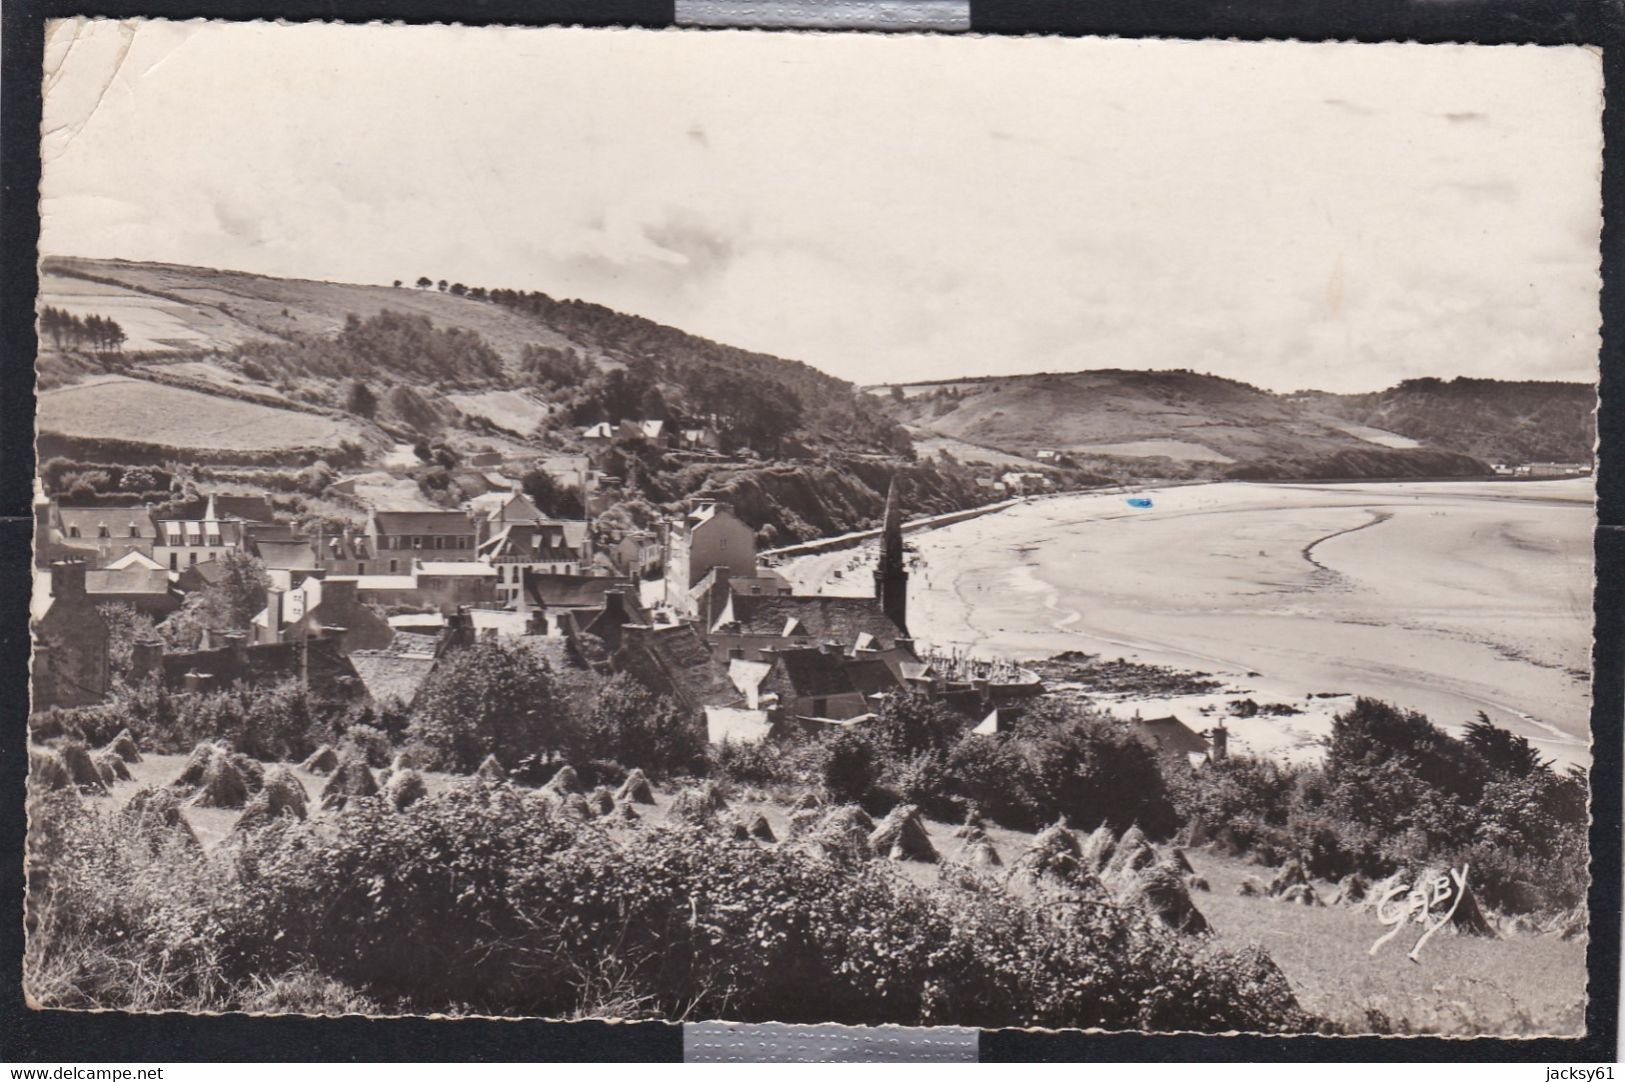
[786,480,1594,766]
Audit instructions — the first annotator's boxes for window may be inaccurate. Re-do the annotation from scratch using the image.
[67,526,80,538]
[189,553,198,566]
[98,525,110,539]
[128,525,140,538]
[389,559,399,573]
[357,563,366,575]
[169,553,178,571]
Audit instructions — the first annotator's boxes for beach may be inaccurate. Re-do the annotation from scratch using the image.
[782,479,1594,766]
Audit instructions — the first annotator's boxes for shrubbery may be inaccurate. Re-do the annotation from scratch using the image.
[26,787,1310,1030]
[1170,699,1589,913]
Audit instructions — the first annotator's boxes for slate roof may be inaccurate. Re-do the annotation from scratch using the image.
[55,506,156,540]
[775,648,859,700]
[160,637,362,699]
[371,510,476,535]
[348,652,438,707]
[616,624,739,712]
[256,540,319,571]
[843,656,902,699]
[716,594,905,647]
[417,561,497,577]
[85,567,173,599]
[521,571,629,609]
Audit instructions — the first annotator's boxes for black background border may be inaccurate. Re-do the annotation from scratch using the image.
[1,0,1619,1062]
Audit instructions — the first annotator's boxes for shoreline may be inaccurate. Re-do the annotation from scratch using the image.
[784,478,1594,768]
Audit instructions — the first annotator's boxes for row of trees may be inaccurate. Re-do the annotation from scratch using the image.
[39,306,126,352]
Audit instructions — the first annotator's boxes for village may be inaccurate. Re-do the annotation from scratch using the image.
[29,416,1149,764]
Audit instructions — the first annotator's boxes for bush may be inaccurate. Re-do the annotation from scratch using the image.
[25,789,1313,1030]
[407,642,564,772]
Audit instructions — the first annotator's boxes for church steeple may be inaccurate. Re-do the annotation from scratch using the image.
[874,475,908,635]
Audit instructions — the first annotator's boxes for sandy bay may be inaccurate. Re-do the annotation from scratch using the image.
[784,479,1594,767]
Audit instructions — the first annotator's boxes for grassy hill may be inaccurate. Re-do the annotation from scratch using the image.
[1294,377,1597,466]
[37,256,904,458]
[876,369,1548,481]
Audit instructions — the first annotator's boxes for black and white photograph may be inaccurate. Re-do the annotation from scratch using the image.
[24,20,1601,1037]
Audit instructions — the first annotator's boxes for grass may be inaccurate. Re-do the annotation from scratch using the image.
[65,757,1587,1035]
[1187,850,1587,1036]
[37,376,374,453]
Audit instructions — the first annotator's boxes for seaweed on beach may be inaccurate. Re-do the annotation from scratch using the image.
[1030,652,1223,697]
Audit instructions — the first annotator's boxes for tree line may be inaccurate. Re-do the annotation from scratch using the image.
[39,307,127,352]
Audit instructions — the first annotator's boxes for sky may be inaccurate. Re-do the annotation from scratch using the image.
[40,21,1603,392]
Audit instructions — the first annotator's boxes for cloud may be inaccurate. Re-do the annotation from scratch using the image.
[37,24,1603,393]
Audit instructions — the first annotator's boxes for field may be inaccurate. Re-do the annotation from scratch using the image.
[76,751,1585,1035]
[1070,438,1235,463]
[445,389,554,436]
[906,430,1048,468]
[37,375,378,454]
[39,260,581,366]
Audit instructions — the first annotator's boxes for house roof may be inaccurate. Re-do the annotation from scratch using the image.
[180,558,232,587]
[484,492,545,524]
[416,561,497,577]
[1137,715,1210,758]
[522,571,628,610]
[371,510,475,535]
[617,624,739,711]
[106,549,163,571]
[727,657,775,708]
[55,506,156,539]
[328,574,419,591]
[348,652,438,707]
[85,567,173,598]
[255,540,319,570]
[716,594,905,648]
[775,648,859,700]
[479,521,589,560]
[843,656,901,699]
[160,636,361,699]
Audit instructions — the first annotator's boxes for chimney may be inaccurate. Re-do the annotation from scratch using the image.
[51,559,87,600]
[131,638,164,680]
[222,631,248,669]
[199,627,218,652]
[1209,723,1229,762]
[821,640,843,656]
[602,587,632,627]
[264,588,285,645]
[183,670,208,694]
[322,578,358,612]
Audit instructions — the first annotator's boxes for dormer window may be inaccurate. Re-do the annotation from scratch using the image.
[128,525,140,538]
[97,525,110,539]
[67,526,80,538]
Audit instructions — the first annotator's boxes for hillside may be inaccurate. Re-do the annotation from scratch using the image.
[1294,377,1596,466]
[36,256,905,457]
[877,369,1524,481]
